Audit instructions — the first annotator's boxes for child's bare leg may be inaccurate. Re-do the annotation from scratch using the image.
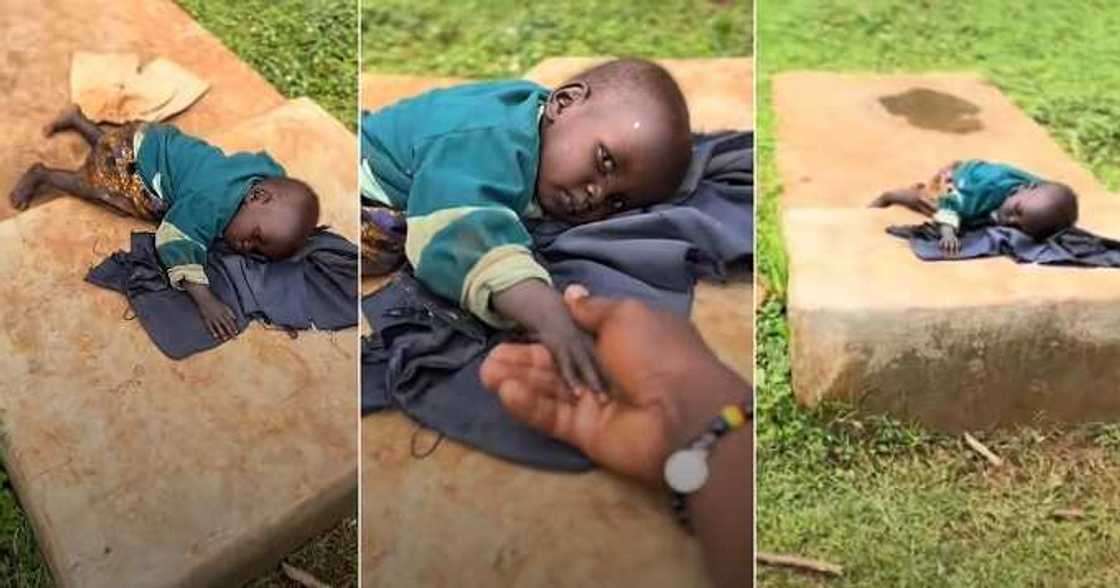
[869,184,936,216]
[43,104,103,146]
[9,163,47,210]
[9,164,135,216]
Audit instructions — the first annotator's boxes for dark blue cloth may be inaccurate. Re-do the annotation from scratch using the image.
[887,223,1120,267]
[361,131,753,471]
[361,274,593,470]
[88,229,358,359]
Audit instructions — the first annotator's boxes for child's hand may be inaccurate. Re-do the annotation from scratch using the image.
[938,224,961,257]
[183,282,239,341]
[197,298,239,341]
[490,279,606,400]
[533,312,605,401]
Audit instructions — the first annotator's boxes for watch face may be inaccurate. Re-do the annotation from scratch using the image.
[664,449,710,493]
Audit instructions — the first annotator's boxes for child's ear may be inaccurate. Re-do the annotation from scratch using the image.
[544,81,590,122]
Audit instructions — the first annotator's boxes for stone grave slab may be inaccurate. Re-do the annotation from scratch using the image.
[775,72,1120,430]
[774,72,1107,214]
[0,99,358,587]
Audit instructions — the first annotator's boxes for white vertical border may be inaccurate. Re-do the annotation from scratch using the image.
[355,0,364,585]
[750,0,759,583]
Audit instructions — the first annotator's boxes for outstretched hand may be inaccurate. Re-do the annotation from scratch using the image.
[183,282,239,341]
[480,285,745,487]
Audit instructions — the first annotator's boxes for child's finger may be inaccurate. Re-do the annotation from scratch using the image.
[555,353,584,399]
[574,346,607,399]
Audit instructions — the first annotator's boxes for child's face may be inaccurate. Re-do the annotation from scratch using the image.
[995,185,1065,239]
[224,182,305,259]
[536,83,683,224]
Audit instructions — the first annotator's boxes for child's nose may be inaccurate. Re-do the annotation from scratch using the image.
[585,182,603,202]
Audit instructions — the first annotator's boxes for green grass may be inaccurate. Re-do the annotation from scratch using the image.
[177,0,358,129]
[362,0,751,78]
[0,470,50,587]
[757,1,1120,585]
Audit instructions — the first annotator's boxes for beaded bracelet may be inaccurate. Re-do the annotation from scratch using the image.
[665,400,752,530]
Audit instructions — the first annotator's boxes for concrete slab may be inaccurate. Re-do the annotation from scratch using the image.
[1,0,285,222]
[361,415,707,588]
[0,99,358,587]
[774,72,1107,214]
[361,58,753,587]
[775,72,1120,430]
[360,73,470,113]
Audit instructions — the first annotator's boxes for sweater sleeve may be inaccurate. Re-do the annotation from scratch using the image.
[155,203,211,288]
[404,128,549,328]
[933,192,962,230]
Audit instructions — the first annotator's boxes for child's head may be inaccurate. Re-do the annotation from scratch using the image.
[995,182,1078,240]
[224,177,320,258]
[536,58,692,224]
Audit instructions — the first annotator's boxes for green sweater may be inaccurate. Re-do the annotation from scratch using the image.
[933,159,1042,230]
[360,80,551,327]
[135,124,285,287]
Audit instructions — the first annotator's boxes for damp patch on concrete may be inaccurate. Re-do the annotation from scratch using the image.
[879,87,983,134]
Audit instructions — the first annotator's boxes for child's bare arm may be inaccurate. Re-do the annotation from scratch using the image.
[182,282,239,341]
[491,279,605,398]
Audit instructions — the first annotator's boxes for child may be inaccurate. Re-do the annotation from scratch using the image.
[870,159,1078,256]
[9,105,321,342]
[360,58,693,397]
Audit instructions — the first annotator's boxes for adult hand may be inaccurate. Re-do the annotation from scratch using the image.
[480,285,747,487]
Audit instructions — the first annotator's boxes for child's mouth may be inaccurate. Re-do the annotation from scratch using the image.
[561,190,586,217]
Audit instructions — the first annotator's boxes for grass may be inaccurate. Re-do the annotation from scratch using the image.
[361,0,751,78]
[177,0,358,129]
[756,1,1120,585]
[0,470,50,588]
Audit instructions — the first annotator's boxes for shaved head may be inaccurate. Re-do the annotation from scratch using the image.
[536,58,693,224]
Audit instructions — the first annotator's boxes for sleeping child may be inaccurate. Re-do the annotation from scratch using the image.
[359,58,693,398]
[869,159,1078,256]
[9,105,320,342]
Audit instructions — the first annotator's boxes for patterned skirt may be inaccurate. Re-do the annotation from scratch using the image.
[82,122,168,221]
[361,205,406,276]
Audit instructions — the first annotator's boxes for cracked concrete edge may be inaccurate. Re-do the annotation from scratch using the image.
[789,300,1120,431]
[179,466,357,587]
[0,431,66,586]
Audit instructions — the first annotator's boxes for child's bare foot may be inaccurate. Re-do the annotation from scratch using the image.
[42,104,82,138]
[9,163,45,210]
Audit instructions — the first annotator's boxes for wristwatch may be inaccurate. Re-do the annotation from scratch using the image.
[665,402,751,528]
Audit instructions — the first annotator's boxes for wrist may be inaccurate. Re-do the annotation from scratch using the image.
[661,364,750,452]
